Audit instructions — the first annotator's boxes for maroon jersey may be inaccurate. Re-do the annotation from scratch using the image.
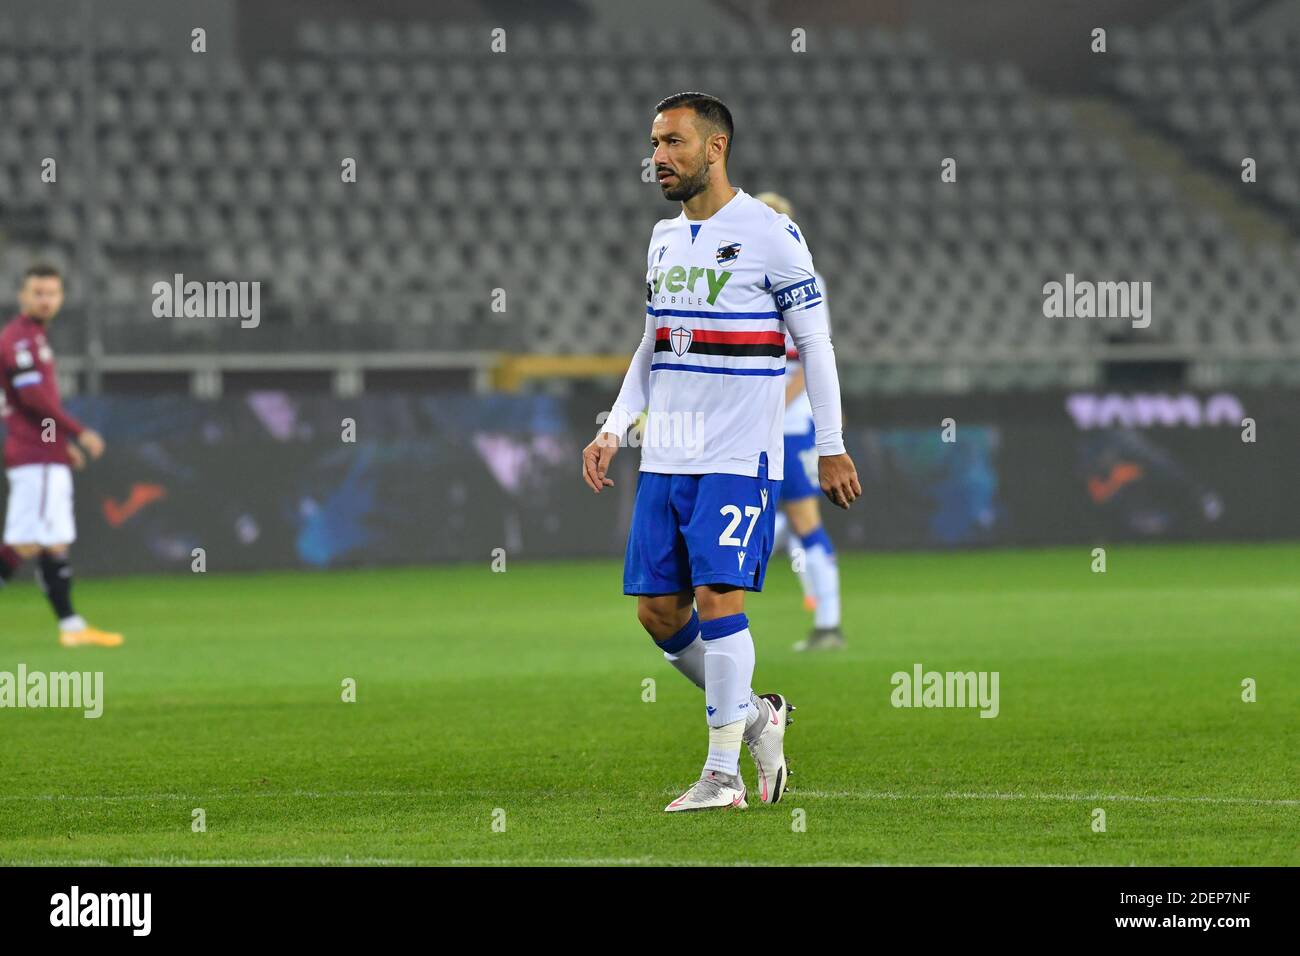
[0,313,84,467]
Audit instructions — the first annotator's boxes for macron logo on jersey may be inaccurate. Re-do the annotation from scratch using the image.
[774,276,821,315]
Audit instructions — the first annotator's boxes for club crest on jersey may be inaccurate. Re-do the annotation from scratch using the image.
[669,326,693,356]
[716,241,742,266]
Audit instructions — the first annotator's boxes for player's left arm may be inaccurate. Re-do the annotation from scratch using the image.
[769,222,861,508]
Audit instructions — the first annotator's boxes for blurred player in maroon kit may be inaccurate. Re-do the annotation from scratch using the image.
[0,264,122,646]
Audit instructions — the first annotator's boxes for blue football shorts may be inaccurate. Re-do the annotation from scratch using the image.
[623,454,781,595]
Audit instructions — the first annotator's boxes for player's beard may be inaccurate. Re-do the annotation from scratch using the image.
[660,151,711,202]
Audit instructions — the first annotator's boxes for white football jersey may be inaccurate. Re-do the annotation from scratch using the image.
[603,187,841,481]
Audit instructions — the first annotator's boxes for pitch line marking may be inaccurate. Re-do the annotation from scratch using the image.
[1,788,1296,807]
[784,790,1300,806]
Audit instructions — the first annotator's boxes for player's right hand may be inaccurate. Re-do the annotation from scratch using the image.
[78,429,106,460]
[582,431,620,494]
[66,443,86,471]
[819,452,862,510]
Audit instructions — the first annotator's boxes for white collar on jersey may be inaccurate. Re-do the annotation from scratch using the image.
[679,186,746,224]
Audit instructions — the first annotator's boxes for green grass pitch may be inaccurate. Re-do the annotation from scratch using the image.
[1,542,1296,866]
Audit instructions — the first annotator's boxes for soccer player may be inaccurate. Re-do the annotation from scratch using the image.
[582,93,860,811]
[0,264,122,647]
[755,192,845,652]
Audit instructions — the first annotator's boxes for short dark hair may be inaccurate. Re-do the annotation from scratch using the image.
[655,92,734,162]
[23,263,62,283]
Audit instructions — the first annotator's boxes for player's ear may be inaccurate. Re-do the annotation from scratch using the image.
[708,131,728,164]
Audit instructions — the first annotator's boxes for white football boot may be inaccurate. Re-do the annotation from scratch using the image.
[744,693,796,804]
[664,770,748,812]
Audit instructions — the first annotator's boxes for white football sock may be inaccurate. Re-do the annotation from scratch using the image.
[659,610,706,690]
[777,512,815,602]
[59,615,87,632]
[703,719,745,777]
[789,527,815,603]
[801,528,841,628]
[660,610,766,735]
[664,640,705,689]
[702,613,756,744]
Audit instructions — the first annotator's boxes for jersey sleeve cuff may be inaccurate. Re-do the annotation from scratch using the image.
[600,408,635,440]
